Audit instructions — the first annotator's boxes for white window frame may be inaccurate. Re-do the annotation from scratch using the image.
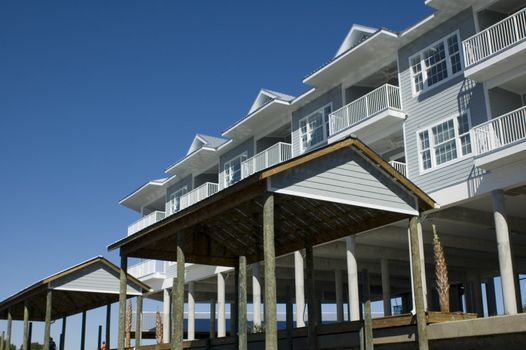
[223,152,248,187]
[298,103,333,153]
[168,186,187,214]
[416,111,472,174]
[409,31,464,96]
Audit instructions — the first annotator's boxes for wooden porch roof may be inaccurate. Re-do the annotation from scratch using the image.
[108,137,436,267]
[0,256,150,321]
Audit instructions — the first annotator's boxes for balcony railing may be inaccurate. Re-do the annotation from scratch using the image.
[463,8,526,67]
[329,84,402,136]
[472,105,526,156]
[388,160,407,177]
[127,210,165,236]
[241,142,292,179]
[180,182,219,211]
[128,259,166,279]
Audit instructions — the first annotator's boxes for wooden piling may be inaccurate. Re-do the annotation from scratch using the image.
[118,255,128,350]
[59,317,66,350]
[105,303,111,349]
[97,325,102,350]
[361,269,373,350]
[43,290,52,350]
[305,235,318,350]
[136,295,143,347]
[22,301,29,350]
[80,310,87,350]
[238,256,247,350]
[263,193,277,350]
[172,234,185,350]
[5,309,12,350]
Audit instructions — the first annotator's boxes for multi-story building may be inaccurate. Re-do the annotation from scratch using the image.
[116,0,526,346]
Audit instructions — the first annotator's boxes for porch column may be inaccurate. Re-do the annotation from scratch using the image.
[209,300,216,338]
[105,303,111,349]
[187,282,195,341]
[294,250,305,327]
[22,301,29,350]
[492,190,518,315]
[516,273,523,313]
[172,235,186,350]
[5,309,12,350]
[43,290,52,350]
[305,236,318,350]
[346,236,360,321]
[136,295,143,347]
[118,255,128,350]
[263,193,277,350]
[59,317,66,350]
[467,270,483,317]
[486,278,497,316]
[335,270,344,322]
[381,259,392,316]
[217,273,226,337]
[163,288,171,343]
[409,217,429,350]
[80,311,87,350]
[362,269,373,350]
[238,256,248,350]
[251,263,262,328]
[417,221,428,310]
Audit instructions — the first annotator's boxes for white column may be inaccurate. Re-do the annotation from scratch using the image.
[381,258,392,316]
[294,250,305,327]
[335,270,344,322]
[163,288,170,343]
[346,236,360,321]
[217,272,226,337]
[492,190,518,315]
[251,263,262,328]
[187,282,195,340]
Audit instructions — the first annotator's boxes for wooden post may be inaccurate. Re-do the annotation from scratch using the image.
[105,303,111,350]
[1,331,4,350]
[209,301,216,339]
[286,297,293,350]
[27,322,32,350]
[118,255,128,350]
[136,295,143,347]
[43,290,52,350]
[263,192,277,350]
[80,310,87,350]
[172,234,185,350]
[97,325,102,350]
[305,235,318,350]
[361,269,373,350]
[59,317,66,350]
[238,256,247,350]
[5,309,12,350]
[22,301,29,350]
[409,217,429,350]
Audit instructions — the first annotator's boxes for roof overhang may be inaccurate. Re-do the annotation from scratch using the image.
[165,140,232,176]
[120,175,178,212]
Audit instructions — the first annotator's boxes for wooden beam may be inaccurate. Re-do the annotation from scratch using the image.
[105,304,111,350]
[263,193,277,350]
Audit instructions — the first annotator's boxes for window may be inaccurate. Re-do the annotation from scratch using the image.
[224,152,247,187]
[168,186,187,214]
[409,32,463,95]
[417,112,472,171]
[299,104,332,153]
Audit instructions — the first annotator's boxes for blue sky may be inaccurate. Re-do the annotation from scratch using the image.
[0,0,442,347]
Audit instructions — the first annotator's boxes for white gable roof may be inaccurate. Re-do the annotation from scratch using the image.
[248,89,295,114]
[335,24,378,57]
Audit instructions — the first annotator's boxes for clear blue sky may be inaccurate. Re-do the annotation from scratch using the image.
[0,0,438,348]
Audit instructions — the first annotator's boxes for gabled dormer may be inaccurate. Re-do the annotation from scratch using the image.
[187,134,229,155]
[248,89,295,114]
[335,24,378,57]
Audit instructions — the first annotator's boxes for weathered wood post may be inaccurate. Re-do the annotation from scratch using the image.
[43,290,52,350]
[172,234,185,350]
[118,255,128,350]
[97,325,102,350]
[59,317,66,350]
[263,192,277,350]
[361,269,373,350]
[22,301,29,350]
[1,330,4,350]
[286,293,293,350]
[105,303,111,349]
[209,300,216,338]
[136,295,143,347]
[80,310,87,350]
[5,309,12,350]
[409,217,429,350]
[305,234,318,350]
[27,322,32,350]
[381,259,391,316]
[335,270,344,322]
[238,256,247,350]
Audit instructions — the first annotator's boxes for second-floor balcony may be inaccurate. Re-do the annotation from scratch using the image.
[128,259,167,280]
[127,210,165,236]
[241,142,292,179]
[463,7,526,82]
[180,182,219,211]
[472,105,526,170]
[388,160,407,177]
[328,84,405,144]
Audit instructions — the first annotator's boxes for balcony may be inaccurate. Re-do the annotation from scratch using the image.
[241,142,292,179]
[388,161,407,177]
[128,259,166,280]
[127,210,165,236]
[472,105,526,170]
[463,8,526,82]
[328,84,405,144]
[180,182,219,211]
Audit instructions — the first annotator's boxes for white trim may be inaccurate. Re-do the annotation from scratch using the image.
[298,102,333,154]
[168,186,188,214]
[483,82,492,121]
[223,151,248,188]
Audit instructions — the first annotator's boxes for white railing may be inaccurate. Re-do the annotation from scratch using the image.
[180,182,219,211]
[472,105,526,155]
[463,8,526,67]
[329,84,402,136]
[128,260,167,279]
[388,160,407,177]
[127,211,165,236]
[241,142,292,179]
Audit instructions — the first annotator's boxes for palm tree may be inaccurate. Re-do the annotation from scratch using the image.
[433,224,450,312]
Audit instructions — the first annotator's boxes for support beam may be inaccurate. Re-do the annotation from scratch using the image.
[294,250,305,327]
[362,269,373,350]
[172,234,185,350]
[492,190,518,315]
[105,304,111,350]
[381,259,392,316]
[346,236,360,321]
[209,301,216,339]
[238,256,247,350]
[43,290,52,350]
[335,270,344,322]
[6,309,12,350]
[27,322,32,350]
[22,301,29,350]
[263,192,277,350]
[485,278,497,316]
[97,325,102,350]
[188,282,195,341]
[118,255,128,350]
[80,311,87,350]
[251,263,262,328]
[305,236,318,350]
[136,295,143,347]
[409,217,429,350]
[217,273,226,338]
[417,220,428,310]
[163,289,171,343]
[59,317,66,350]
